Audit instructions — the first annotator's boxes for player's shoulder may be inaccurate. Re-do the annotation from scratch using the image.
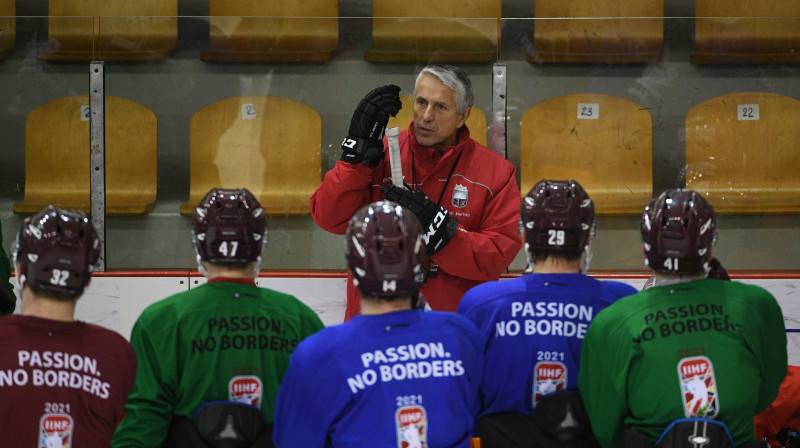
[459,277,525,312]
[596,278,639,299]
[136,289,190,324]
[421,310,481,343]
[290,322,351,364]
[80,322,136,359]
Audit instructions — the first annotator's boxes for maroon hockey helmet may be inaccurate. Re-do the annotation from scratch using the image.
[521,179,596,254]
[345,201,425,298]
[12,206,100,296]
[192,188,267,264]
[641,189,717,275]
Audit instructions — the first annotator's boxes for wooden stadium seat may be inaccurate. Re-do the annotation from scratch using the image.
[520,94,653,215]
[14,95,158,216]
[365,0,501,63]
[180,96,321,216]
[685,92,800,213]
[0,0,14,60]
[693,0,800,64]
[38,0,177,61]
[387,95,488,147]
[202,1,338,63]
[531,0,664,64]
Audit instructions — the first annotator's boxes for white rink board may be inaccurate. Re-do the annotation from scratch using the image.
[10,275,800,365]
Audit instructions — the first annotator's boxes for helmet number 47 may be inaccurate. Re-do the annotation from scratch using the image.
[218,241,239,258]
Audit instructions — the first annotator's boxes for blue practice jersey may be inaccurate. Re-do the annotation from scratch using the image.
[272,309,483,448]
[457,273,636,418]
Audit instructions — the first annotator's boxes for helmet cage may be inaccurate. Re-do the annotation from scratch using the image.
[345,201,425,298]
[192,188,267,265]
[12,206,100,296]
[641,189,717,275]
[520,180,596,272]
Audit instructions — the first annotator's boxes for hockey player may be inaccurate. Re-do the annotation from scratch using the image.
[579,188,787,448]
[272,201,483,448]
[112,188,324,448]
[457,179,637,448]
[0,206,137,446]
[310,64,522,318]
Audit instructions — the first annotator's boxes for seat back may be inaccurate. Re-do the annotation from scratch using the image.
[365,0,501,63]
[532,0,664,63]
[203,1,338,62]
[387,95,488,147]
[14,95,158,216]
[181,96,321,216]
[693,0,800,64]
[520,94,653,215]
[0,0,14,60]
[685,92,800,213]
[40,0,177,61]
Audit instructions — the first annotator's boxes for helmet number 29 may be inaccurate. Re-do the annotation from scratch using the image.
[547,230,565,246]
[50,268,69,286]
[218,241,239,257]
[663,257,679,271]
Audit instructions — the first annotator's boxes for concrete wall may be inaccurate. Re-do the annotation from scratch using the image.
[1,0,799,272]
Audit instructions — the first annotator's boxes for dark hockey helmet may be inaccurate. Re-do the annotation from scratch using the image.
[641,189,717,275]
[192,188,267,263]
[521,179,596,254]
[12,206,100,296]
[345,201,425,297]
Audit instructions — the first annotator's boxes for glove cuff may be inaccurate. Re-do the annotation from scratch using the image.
[341,136,384,167]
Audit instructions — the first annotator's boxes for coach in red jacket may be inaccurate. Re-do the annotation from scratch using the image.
[311,64,522,319]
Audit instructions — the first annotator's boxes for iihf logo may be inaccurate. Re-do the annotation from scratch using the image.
[229,375,263,407]
[452,184,468,208]
[39,413,73,448]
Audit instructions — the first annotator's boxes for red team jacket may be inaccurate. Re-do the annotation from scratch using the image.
[311,123,522,318]
[0,315,137,447]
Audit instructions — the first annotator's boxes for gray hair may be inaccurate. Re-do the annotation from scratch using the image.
[414,64,474,114]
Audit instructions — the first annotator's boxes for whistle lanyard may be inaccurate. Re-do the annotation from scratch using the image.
[410,149,464,207]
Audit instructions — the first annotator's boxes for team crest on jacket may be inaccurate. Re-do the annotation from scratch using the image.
[452,184,468,208]
[678,356,718,418]
[396,405,427,448]
[39,413,73,448]
[229,375,263,407]
[533,361,567,407]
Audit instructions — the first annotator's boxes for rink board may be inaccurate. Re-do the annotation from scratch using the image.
[8,272,800,365]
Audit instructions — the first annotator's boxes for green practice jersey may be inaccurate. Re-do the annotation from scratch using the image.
[579,278,787,448]
[112,280,324,448]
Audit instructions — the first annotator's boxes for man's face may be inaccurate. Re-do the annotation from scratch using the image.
[413,74,470,152]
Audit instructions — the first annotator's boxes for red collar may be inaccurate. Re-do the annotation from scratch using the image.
[208,277,257,286]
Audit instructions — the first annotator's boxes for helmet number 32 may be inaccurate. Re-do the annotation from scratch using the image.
[50,268,70,286]
[548,230,565,246]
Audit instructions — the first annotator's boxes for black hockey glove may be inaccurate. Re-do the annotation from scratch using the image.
[381,185,458,256]
[340,84,402,168]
